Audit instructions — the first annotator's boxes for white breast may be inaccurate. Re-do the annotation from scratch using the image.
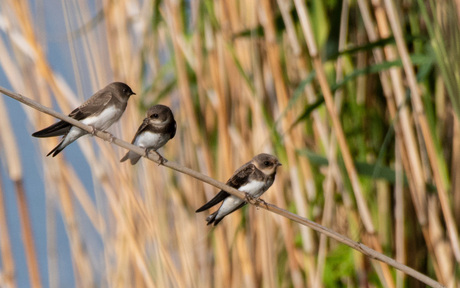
[134,131,167,150]
[238,180,266,197]
[81,105,121,130]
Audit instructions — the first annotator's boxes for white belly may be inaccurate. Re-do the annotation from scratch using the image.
[218,196,245,216]
[81,105,121,131]
[215,180,266,218]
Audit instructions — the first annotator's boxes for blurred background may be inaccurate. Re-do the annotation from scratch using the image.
[0,0,459,287]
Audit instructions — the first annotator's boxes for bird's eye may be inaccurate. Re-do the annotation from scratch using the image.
[264,161,270,166]
[153,113,159,118]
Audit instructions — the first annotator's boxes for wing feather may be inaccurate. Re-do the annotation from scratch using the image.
[68,91,113,120]
[129,118,150,144]
[195,164,255,212]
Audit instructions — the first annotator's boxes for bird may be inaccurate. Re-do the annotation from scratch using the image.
[196,153,281,226]
[32,82,135,157]
[120,104,176,165]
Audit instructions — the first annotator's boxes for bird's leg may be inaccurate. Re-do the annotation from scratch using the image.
[254,198,269,209]
[244,193,268,209]
[244,192,255,203]
[145,148,166,165]
[144,148,151,158]
[153,150,167,165]
[90,126,114,142]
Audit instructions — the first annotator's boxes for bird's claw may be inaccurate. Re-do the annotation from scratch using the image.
[145,149,167,165]
[244,193,268,209]
[89,125,97,136]
[244,192,254,203]
[154,151,167,165]
[107,132,115,143]
[255,198,269,209]
[89,126,114,143]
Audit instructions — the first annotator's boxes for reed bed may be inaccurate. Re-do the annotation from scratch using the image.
[0,0,458,287]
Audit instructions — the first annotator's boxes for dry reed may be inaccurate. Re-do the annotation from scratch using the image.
[0,0,458,287]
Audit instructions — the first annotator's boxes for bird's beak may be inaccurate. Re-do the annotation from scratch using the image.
[277,163,282,167]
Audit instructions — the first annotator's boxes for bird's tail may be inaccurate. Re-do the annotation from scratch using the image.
[46,139,67,157]
[206,212,221,226]
[45,128,85,157]
[32,121,70,138]
[120,151,142,165]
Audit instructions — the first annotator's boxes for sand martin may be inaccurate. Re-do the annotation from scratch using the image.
[196,153,281,226]
[32,82,135,157]
[120,104,176,165]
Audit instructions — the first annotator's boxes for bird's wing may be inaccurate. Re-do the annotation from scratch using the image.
[32,120,72,137]
[226,163,255,188]
[32,91,114,138]
[130,118,151,144]
[195,190,230,212]
[170,120,177,139]
[195,164,255,212]
[68,91,113,120]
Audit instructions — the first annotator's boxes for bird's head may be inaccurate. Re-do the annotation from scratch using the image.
[253,153,282,176]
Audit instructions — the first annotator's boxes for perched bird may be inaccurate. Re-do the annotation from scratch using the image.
[196,153,281,226]
[32,82,135,157]
[120,104,176,165]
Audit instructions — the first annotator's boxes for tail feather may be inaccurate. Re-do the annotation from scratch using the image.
[120,151,142,165]
[46,140,67,157]
[206,210,218,226]
[44,128,85,157]
[205,212,223,226]
[32,121,71,138]
[195,191,228,212]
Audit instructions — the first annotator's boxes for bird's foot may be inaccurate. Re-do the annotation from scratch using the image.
[106,132,115,143]
[244,192,255,203]
[154,150,167,165]
[89,125,97,136]
[145,149,166,165]
[255,198,269,209]
[244,193,268,209]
